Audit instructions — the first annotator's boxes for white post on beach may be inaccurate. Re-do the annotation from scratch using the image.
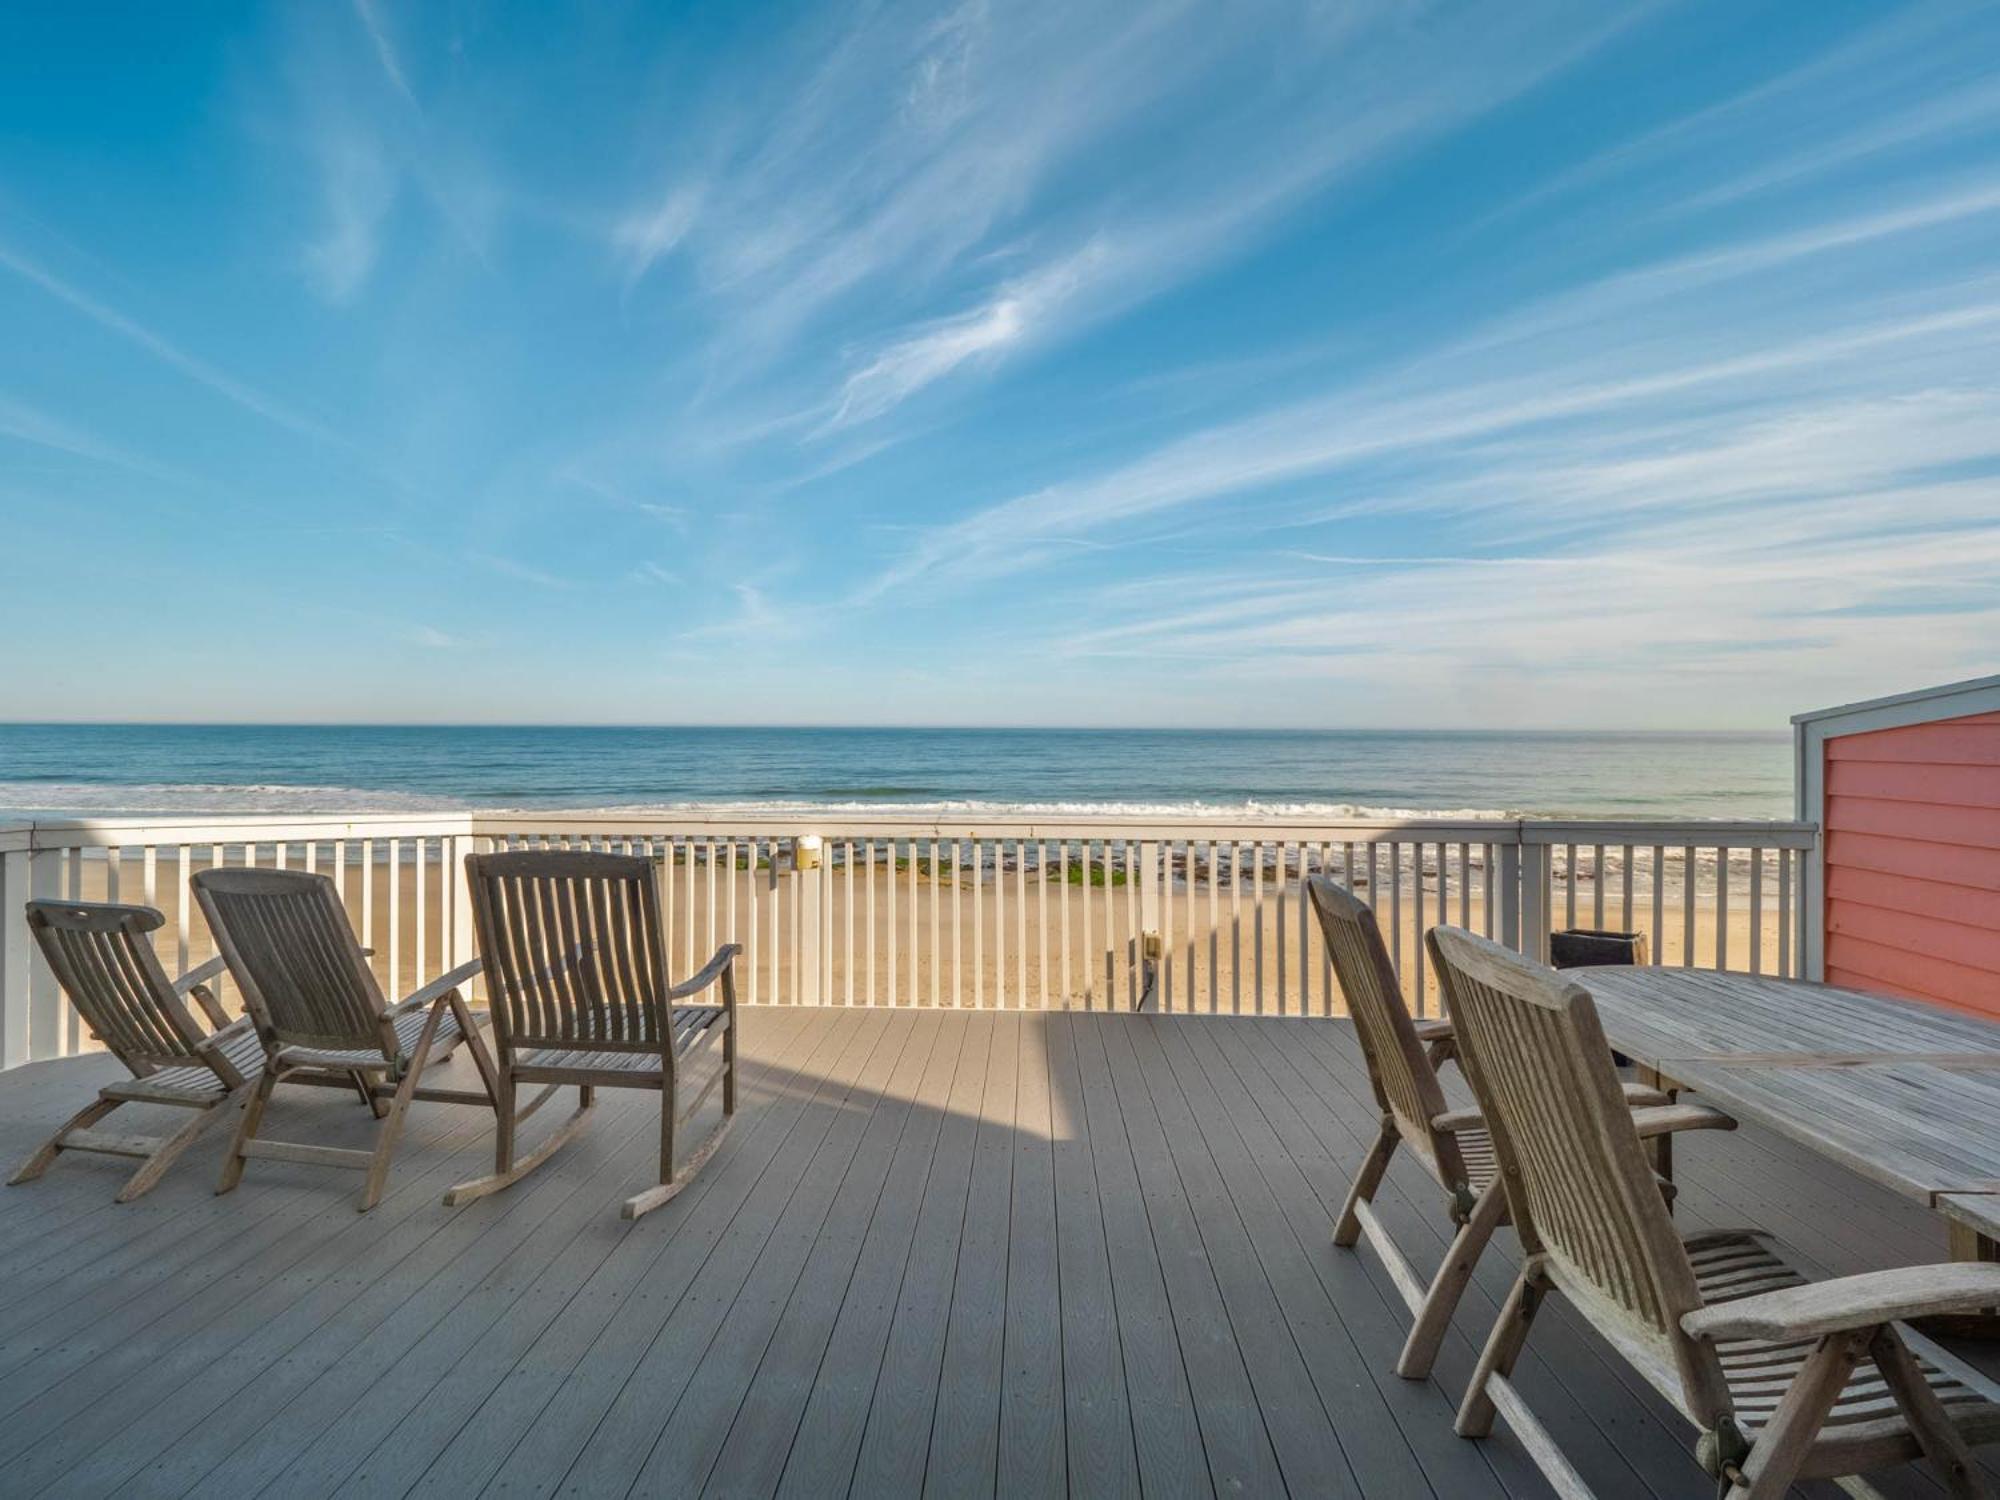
[795,835,823,1005]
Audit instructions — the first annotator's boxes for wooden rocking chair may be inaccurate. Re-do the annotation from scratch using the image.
[192,867,496,1211]
[446,850,739,1221]
[9,901,265,1201]
[1429,922,2000,1500]
[1307,877,1719,1380]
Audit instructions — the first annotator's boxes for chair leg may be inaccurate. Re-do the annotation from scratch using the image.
[620,1098,731,1221]
[8,1096,119,1185]
[1457,1265,1547,1438]
[442,1072,595,1208]
[353,1070,389,1118]
[1727,1330,1868,1499]
[1334,1122,1398,1248]
[115,1094,240,1203]
[1867,1326,1985,1499]
[723,1013,737,1116]
[359,994,449,1211]
[1398,1179,1506,1379]
[218,1069,279,1195]
[448,993,504,1111]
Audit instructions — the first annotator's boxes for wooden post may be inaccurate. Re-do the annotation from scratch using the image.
[1497,842,1522,952]
[797,836,823,1005]
[0,847,30,1068]
[1519,842,1551,962]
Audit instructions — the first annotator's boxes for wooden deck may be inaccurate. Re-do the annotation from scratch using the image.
[0,1008,1993,1499]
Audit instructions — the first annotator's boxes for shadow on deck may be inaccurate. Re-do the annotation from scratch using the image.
[0,1008,1992,1499]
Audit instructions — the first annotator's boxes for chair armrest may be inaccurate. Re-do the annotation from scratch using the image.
[172,953,230,997]
[1683,1264,2000,1343]
[668,944,743,1002]
[1629,1103,1735,1139]
[1430,1089,1711,1138]
[1620,1079,1672,1107]
[387,957,484,1016]
[1413,1018,1452,1042]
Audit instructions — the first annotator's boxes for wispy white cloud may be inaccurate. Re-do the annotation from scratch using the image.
[0,241,342,446]
[473,552,572,588]
[352,0,417,105]
[302,126,398,302]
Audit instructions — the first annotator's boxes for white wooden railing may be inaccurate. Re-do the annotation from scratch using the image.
[0,812,1817,1068]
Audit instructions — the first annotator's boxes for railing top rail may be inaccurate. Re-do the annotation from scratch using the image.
[0,810,1821,851]
[1518,819,1819,847]
[2,813,478,849]
[466,811,1531,840]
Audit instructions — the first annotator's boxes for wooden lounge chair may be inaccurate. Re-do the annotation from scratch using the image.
[1428,922,2000,1500]
[1307,877,1713,1380]
[8,900,264,1201]
[447,850,738,1221]
[191,867,496,1211]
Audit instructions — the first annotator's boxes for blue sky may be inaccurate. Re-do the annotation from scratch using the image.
[2,0,1997,729]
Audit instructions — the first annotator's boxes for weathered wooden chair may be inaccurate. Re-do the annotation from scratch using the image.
[8,901,265,1201]
[192,867,496,1211]
[447,850,739,1220]
[1429,922,2000,1500]
[1307,877,1716,1380]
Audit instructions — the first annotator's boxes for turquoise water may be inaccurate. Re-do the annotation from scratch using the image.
[0,724,1793,821]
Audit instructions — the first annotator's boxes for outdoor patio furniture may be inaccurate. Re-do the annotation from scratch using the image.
[1429,922,2000,1500]
[1577,965,2000,1266]
[448,849,738,1220]
[1306,877,1710,1380]
[8,900,263,1200]
[191,867,494,1211]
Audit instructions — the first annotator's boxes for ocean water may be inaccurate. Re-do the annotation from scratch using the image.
[0,724,1794,821]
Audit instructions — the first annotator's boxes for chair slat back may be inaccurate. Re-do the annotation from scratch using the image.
[192,868,390,1055]
[1307,878,1462,1180]
[1427,925,1711,1377]
[464,850,669,1059]
[26,901,208,1073]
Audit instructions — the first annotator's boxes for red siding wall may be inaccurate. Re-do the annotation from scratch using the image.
[1823,711,2000,1016]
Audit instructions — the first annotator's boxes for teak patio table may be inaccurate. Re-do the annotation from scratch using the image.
[1583,967,2000,1263]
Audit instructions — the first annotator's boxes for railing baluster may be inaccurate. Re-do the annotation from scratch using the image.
[1681,846,1697,967]
[1716,847,1731,971]
[1749,848,1765,975]
[1778,848,1793,977]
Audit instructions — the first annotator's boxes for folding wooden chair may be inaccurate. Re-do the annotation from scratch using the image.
[192,867,496,1211]
[447,850,738,1220]
[8,901,265,1201]
[1307,877,1716,1379]
[1429,922,2000,1500]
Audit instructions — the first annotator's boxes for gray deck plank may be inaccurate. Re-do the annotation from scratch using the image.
[1096,1014,1288,1496]
[391,1009,835,1500]
[3,1100,494,1492]
[625,1009,932,1494]
[716,1010,965,1499]
[1121,1017,1369,1499]
[1154,1015,1509,1499]
[226,1019,814,1500]
[553,1009,899,1494]
[920,1010,1021,1498]
[0,1009,1990,1500]
[998,1005,1065,1498]
[1065,1012,1210,1500]
[1044,1014,1142,1500]
[846,1013,995,1497]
